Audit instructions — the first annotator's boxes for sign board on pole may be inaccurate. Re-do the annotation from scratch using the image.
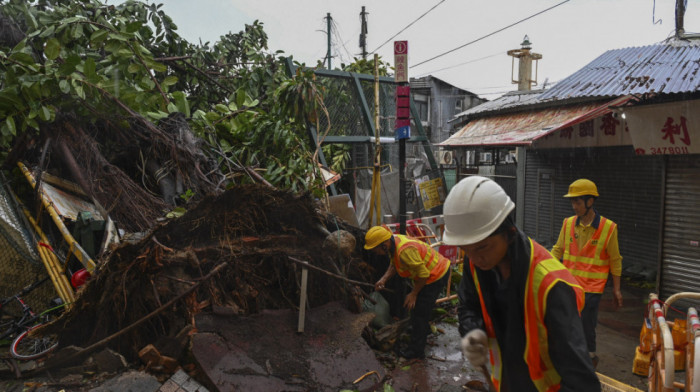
[394,41,408,83]
[395,42,410,140]
[395,84,410,140]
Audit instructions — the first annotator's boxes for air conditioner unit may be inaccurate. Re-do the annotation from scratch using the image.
[439,150,454,165]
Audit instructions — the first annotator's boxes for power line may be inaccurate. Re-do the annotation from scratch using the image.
[331,19,354,63]
[370,0,447,54]
[414,51,504,77]
[411,0,570,68]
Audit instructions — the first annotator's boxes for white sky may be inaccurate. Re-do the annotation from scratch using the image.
[136,0,699,99]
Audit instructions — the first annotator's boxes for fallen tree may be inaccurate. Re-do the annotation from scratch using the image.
[41,184,375,361]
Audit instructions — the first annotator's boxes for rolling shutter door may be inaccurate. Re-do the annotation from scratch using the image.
[660,155,700,305]
[524,146,663,276]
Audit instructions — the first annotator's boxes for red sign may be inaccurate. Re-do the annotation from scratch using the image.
[394,41,408,83]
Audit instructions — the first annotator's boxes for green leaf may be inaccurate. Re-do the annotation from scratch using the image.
[215,104,229,113]
[5,117,15,136]
[162,75,178,87]
[167,102,178,113]
[58,79,70,94]
[172,91,190,117]
[61,16,86,24]
[9,52,36,66]
[39,106,51,121]
[236,88,246,107]
[58,55,81,75]
[71,80,85,99]
[103,40,123,53]
[107,32,128,42]
[146,111,169,120]
[84,58,97,82]
[89,29,109,46]
[127,63,141,73]
[126,21,142,33]
[144,58,167,73]
[39,26,56,38]
[165,206,186,219]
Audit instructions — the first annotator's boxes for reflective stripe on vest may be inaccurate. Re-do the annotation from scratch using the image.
[524,239,585,392]
[470,262,503,392]
[471,239,584,392]
[562,216,616,293]
[393,235,449,284]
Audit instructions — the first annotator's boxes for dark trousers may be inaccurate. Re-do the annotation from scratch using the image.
[408,272,449,354]
[581,292,602,353]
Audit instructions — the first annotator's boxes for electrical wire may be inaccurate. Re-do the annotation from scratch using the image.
[331,19,355,63]
[411,0,570,68]
[370,0,447,54]
[414,51,504,77]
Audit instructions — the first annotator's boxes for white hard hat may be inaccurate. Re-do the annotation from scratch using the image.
[442,176,515,246]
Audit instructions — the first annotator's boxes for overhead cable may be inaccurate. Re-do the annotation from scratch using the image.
[370,0,447,54]
[411,0,570,68]
[415,51,503,77]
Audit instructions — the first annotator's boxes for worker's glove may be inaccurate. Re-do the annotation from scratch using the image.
[461,329,488,367]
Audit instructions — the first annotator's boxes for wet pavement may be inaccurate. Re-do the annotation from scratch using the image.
[188,280,653,392]
[595,281,650,391]
[191,302,386,391]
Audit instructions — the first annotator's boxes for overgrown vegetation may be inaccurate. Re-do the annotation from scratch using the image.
[0,0,333,204]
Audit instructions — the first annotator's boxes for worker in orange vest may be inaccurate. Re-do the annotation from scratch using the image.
[365,225,450,359]
[443,176,600,392]
[551,178,623,369]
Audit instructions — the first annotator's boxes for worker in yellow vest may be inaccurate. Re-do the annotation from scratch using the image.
[443,176,600,392]
[551,178,623,369]
[364,225,450,359]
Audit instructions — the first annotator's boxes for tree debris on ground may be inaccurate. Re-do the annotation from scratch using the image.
[40,184,376,363]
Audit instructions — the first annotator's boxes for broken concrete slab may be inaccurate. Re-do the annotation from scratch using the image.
[191,301,382,391]
[159,369,209,392]
[87,370,161,392]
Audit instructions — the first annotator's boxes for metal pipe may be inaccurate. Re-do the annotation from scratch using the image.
[18,161,96,272]
[22,209,75,307]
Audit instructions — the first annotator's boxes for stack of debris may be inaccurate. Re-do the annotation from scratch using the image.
[40,184,375,365]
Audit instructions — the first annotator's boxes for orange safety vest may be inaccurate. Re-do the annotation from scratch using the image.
[561,216,616,293]
[392,235,449,284]
[470,238,585,392]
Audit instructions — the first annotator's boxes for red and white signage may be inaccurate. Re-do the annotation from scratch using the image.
[624,100,700,155]
[394,41,408,83]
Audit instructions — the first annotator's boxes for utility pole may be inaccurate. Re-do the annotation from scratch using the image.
[325,13,332,69]
[359,6,368,60]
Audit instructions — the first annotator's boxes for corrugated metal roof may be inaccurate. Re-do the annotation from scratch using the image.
[452,89,544,118]
[540,41,700,100]
[441,96,631,147]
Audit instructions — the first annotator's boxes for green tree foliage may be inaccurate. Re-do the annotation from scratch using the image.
[0,0,326,195]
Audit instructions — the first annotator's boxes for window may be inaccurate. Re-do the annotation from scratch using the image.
[414,100,429,123]
[455,99,463,114]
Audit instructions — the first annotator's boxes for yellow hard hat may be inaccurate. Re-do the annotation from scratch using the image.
[364,226,392,249]
[564,179,599,198]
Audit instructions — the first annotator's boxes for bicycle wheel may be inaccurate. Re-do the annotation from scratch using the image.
[10,325,58,360]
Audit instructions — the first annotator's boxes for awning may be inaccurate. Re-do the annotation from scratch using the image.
[440,96,632,147]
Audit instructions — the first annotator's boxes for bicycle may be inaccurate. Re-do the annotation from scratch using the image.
[0,276,60,360]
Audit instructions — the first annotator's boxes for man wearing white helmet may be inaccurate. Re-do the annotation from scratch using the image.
[443,176,599,392]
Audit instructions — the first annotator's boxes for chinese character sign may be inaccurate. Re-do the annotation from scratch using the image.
[394,41,408,83]
[625,100,700,155]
